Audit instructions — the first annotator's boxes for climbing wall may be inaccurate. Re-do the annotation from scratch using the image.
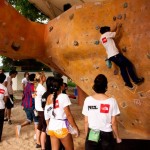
[0,0,150,139]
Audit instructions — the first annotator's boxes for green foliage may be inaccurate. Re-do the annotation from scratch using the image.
[7,0,49,22]
[1,56,51,72]
[1,56,15,71]
[67,81,76,87]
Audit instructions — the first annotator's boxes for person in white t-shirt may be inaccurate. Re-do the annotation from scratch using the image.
[4,70,18,125]
[34,72,46,149]
[100,24,144,89]
[0,73,8,142]
[82,74,122,150]
[21,72,29,91]
[44,78,79,150]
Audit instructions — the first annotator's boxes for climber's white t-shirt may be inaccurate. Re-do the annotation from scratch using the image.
[0,83,8,109]
[100,32,119,58]
[44,93,71,130]
[82,96,120,132]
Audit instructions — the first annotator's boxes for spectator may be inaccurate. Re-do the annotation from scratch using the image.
[0,73,8,142]
[4,70,18,124]
[44,78,79,150]
[16,74,38,138]
[82,74,122,150]
[34,72,46,149]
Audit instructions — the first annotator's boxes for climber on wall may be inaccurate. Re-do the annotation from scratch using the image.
[99,23,144,89]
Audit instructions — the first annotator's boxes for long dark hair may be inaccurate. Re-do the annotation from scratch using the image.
[43,78,62,117]
[41,76,55,108]
[51,79,62,117]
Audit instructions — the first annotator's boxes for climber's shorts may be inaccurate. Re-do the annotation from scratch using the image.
[47,128,69,139]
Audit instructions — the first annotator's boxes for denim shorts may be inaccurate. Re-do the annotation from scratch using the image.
[24,108,38,124]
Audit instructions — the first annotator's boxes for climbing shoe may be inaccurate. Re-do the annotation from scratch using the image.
[134,77,144,85]
[125,83,134,89]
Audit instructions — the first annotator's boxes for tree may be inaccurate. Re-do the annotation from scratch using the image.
[7,0,49,22]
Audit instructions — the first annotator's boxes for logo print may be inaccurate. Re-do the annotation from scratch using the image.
[0,89,5,94]
[102,37,107,43]
[88,105,98,110]
[100,104,110,113]
[54,100,59,108]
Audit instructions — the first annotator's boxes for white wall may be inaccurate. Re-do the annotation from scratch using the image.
[5,72,67,91]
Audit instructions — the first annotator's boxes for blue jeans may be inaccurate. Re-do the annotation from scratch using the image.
[24,108,38,124]
[109,54,139,85]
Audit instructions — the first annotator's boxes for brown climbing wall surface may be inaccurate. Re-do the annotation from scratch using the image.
[0,0,150,139]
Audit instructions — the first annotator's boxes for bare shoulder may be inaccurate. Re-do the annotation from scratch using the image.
[46,94,53,105]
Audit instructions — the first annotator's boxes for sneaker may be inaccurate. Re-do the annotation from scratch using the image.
[34,134,36,140]
[8,119,12,125]
[125,83,134,90]
[36,143,41,148]
[134,77,144,85]
[16,125,21,137]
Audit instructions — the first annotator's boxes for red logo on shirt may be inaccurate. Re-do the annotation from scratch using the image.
[100,104,110,113]
[0,89,5,94]
[102,37,107,43]
[54,100,59,108]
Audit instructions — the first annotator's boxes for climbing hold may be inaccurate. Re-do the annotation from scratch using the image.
[94,40,99,45]
[123,2,128,8]
[49,26,53,32]
[105,59,112,68]
[56,40,59,44]
[138,91,146,98]
[131,122,135,126]
[122,47,127,52]
[93,65,99,69]
[84,78,89,81]
[114,69,119,75]
[134,119,141,124]
[69,14,74,20]
[121,102,127,108]
[11,42,20,51]
[117,14,122,20]
[74,41,79,46]
[95,26,100,30]
[113,16,116,21]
